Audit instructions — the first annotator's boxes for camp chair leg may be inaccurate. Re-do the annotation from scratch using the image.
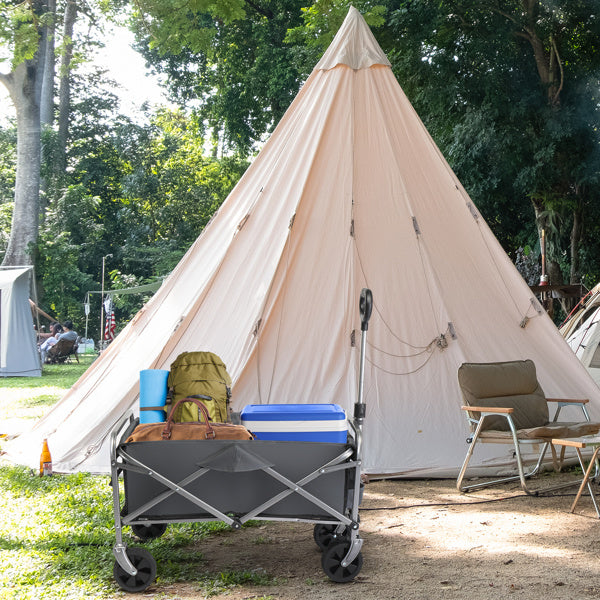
[455,415,535,493]
[456,419,486,493]
[457,414,572,496]
[458,434,588,496]
[458,438,547,495]
[456,417,537,494]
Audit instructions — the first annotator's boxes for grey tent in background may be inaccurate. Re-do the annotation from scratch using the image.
[0,267,41,377]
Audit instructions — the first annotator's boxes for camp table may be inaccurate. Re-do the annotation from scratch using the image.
[108,289,373,592]
[551,435,600,518]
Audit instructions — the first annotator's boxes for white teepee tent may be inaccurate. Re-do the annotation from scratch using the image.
[6,8,600,475]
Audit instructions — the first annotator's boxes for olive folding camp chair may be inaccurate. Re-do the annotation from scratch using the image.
[456,360,600,495]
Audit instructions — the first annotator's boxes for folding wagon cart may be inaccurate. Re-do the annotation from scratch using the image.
[109,289,373,592]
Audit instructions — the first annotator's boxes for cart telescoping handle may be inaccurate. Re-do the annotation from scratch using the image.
[359,288,373,331]
[355,288,372,426]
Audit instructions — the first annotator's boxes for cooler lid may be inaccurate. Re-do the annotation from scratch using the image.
[240,403,346,421]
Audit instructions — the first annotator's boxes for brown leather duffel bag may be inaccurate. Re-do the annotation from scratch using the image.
[127,397,254,443]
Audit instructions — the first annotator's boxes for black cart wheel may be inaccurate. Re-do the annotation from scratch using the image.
[113,547,157,592]
[321,541,363,583]
[313,524,348,551]
[132,523,168,540]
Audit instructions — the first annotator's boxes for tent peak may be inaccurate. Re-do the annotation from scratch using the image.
[315,6,391,71]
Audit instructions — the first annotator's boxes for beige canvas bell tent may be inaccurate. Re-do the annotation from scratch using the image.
[6,7,600,475]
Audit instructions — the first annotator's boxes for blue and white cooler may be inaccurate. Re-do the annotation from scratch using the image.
[240,403,347,443]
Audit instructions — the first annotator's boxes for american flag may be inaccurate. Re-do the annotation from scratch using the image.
[104,307,116,341]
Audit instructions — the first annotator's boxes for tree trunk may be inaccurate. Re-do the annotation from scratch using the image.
[40,0,56,127]
[570,194,583,284]
[518,0,562,106]
[1,62,42,266]
[0,0,50,266]
[57,0,78,174]
[39,0,57,218]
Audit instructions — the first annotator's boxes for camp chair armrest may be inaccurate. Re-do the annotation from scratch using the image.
[546,398,589,405]
[461,405,514,414]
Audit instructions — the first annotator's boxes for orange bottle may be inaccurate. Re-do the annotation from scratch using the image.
[39,438,52,476]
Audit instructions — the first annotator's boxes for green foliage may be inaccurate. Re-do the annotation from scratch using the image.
[0,1,41,67]
[119,108,248,254]
[36,215,96,326]
[515,245,542,286]
[35,94,246,339]
[133,0,247,56]
[132,0,309,154]
[102,269,157,326]
[387,0,600,283]
[0,3,251,339]
[30,52,247,338]
[3,0,599,333]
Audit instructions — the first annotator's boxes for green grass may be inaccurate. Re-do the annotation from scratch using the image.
[0,355,96,390]
[0,361,280,599]
[0,466,117,599]
[0,357,95,428]
[0,465,272,599]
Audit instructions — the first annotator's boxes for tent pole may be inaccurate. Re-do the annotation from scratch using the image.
[29,267,42,339]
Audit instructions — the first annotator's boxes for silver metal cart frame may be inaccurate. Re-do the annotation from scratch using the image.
[109,289,373,592]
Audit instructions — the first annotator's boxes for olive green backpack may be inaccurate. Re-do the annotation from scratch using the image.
[167,351,232,423]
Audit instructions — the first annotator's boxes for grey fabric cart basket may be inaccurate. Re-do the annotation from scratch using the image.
[109,289,373,592]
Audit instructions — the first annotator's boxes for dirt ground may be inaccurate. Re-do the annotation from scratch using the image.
[116,472,600,600]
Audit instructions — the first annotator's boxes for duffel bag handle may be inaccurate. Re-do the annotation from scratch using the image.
[162,396,215,440]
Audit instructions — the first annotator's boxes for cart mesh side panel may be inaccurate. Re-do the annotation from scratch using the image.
[121,440,349,521]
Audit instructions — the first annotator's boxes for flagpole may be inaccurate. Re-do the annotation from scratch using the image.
[84,292,90,341]
[100,254,112,351]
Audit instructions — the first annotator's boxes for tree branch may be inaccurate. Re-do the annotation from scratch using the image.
[490,7,520,27]
[514,30,531,41]
[550,35,564,105]
[130,0,158,41]
[244,0,273,19]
